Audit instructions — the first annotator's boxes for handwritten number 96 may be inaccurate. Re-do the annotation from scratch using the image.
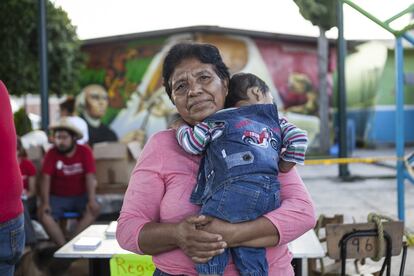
[351,238,374,252]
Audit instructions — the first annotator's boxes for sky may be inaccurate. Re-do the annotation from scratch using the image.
[52,0,414,41]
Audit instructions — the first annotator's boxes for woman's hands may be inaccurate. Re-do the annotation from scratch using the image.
[195,216,236,245]
[139,215,278,262]
[175,215,227,263]
[139,215,227,263]
[195,215,280,248]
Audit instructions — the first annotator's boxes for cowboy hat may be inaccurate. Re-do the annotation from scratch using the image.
[49,118,83,140]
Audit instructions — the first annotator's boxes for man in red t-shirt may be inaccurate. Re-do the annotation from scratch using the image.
[38,118,100,246]
[0,80,24,276]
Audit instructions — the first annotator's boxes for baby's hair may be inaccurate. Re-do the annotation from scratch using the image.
[225,73,269,108]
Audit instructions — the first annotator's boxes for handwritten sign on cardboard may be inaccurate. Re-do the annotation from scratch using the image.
[110,254,155,276]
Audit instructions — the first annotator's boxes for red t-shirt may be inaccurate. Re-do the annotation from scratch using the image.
[42,144,96,196]
[0,80,23,223]
[19,158,36,190]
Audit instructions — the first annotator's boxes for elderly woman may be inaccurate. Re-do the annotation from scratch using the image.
[117,43,316,276]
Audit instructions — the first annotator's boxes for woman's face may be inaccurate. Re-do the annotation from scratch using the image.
[170,58,228,125]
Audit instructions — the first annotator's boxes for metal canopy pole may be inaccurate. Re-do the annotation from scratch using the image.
[396,32,414,220]
[337,0,350,179]
[38,0,49,131]
[395,38,405,220]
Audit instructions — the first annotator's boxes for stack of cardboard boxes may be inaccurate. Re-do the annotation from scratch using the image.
[93,141,141,193]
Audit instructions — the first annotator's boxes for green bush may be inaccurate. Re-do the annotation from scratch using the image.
[14,107,32,136]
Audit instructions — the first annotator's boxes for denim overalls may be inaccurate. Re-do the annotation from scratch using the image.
[192,104,282,276]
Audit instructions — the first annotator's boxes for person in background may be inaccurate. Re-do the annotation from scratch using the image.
[17,136,37,217]
[174,72,308,275]
[17,136,39,246]
[59,96,89,145]
[76,84,117,145]
[37,119,100,246]
[0,80,25,276]
[116,43,316,275]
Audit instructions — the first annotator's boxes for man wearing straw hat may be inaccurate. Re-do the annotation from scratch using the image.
[38,118,100,246]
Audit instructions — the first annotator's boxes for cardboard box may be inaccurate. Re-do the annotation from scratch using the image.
[93,142,140,187]
[95,159,136,185]
[93,142,129,160]
[26,145,44,161]
[25,145,44,173]
[126,141,142,160]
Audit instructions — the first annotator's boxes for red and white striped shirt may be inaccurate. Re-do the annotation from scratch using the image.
[177,117,308,165]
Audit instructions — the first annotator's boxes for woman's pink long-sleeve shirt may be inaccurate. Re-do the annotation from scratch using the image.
[117,130,316,275]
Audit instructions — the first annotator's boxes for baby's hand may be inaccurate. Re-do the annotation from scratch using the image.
[279,160,296,173]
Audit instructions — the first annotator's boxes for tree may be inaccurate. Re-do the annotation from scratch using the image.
[14,107,33,136]
[294,0,337,154]
[0,0,84,96]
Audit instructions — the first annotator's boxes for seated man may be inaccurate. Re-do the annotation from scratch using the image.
[37,119,100,246]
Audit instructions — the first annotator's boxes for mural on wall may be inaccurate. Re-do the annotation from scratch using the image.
[79,33,333,148]
[80,37,171,146]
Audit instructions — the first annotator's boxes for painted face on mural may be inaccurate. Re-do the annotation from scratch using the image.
[288,73,312,95]
[170,58,228,125]
[84,85,109,119]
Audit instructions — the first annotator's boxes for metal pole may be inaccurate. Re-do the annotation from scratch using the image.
[38,0,49,131]
[395,37,405,220]
[318,26,330,154]
[403,33,414,45]
[337,0,351,179]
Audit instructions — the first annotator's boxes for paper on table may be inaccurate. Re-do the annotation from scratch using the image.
[105,221,117,238]
[73,237,102,250]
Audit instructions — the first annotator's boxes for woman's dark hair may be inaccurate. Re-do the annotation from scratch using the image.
[162,43,230,100]
[225,73,269,108]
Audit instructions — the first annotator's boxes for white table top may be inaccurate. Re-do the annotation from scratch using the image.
[54,224,131,258]
[55,224,324,259]
[288,229,325,258]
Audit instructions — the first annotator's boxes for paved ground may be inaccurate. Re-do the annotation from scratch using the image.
[298,146,414,275]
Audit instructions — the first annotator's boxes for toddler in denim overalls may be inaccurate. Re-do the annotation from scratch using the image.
[176,73,308,276]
